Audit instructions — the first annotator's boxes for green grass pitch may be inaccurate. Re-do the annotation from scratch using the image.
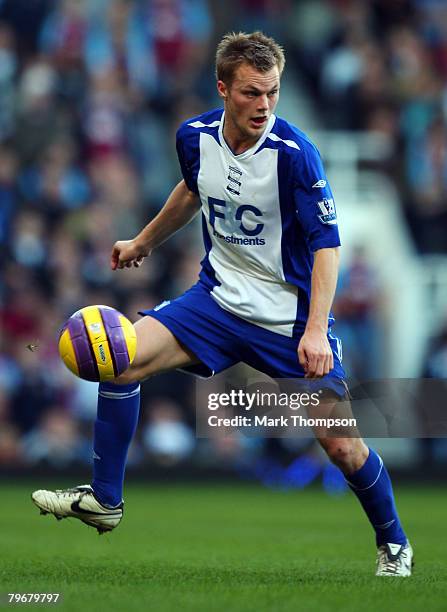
[1,483,446,611]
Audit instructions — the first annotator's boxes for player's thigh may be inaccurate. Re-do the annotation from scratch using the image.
[115,315,200,383]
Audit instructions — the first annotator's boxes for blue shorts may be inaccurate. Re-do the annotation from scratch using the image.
[139,282,347,397]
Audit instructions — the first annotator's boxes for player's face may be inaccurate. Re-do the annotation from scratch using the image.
[218,63,280,153]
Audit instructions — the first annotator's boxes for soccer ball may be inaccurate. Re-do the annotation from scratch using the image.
[58,305,137,382]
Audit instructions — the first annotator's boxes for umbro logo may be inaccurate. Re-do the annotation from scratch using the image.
[154,300,171,312]
[312,179,327,188]
[375,519,395,530]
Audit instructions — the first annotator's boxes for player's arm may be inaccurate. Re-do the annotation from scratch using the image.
[298,247,339,378]
[111,180,200,270]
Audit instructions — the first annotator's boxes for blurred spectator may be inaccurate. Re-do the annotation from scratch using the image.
[0,424,21,466]
[418,318,447,463]
[424,321,447,379]
[84,0,157,98]
[14,60,72,164]
[0,345,22,395]
[333,246,383,379]
[0,381,21,468]
[19,138,91,216]
[0,146,18,250]
[0,23,17,140]
[11,209,48,269]
[82,71,130,160]
[21,407,89,467]
[10,346,58,434]
[287,0,341,100]
[404,115,447,252]
[0,0,50,58]
[39,0,88,72]
[142,397,195,465]
[288,1,447,254]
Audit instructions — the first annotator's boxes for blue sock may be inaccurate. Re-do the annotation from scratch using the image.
[92,381,140,507]
[345,447,407,546]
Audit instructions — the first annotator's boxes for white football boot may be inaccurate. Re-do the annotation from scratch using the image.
[31,485,123,534]
[376,542,414,576]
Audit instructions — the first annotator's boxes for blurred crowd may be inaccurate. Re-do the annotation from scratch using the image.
[0,0,446,472]
[290,0,447,253]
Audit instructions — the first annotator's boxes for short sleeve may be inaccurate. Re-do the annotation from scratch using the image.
[176,126,199,195]
[293,144,341,252]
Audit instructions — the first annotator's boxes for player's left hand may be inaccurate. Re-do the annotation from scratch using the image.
[297,329,334,378]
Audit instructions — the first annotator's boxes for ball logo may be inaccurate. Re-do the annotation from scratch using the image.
[59,305,137,382]
[98,344,106,363]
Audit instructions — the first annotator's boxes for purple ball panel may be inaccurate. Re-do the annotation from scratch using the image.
[71,331,99,382]
[67,313,86,339]
[100,307,130,376]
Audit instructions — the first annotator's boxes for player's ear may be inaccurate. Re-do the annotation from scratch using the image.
[217,80,227,100]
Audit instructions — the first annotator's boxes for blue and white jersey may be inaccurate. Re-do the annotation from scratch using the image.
[176,108,340,338]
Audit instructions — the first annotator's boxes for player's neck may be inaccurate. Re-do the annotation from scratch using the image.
[222,118,260,156]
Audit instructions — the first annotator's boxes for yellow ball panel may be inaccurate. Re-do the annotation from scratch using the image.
[90,338,116,382]
[80,305,107,344]
[80,305,116,382]
[58,328,80,377]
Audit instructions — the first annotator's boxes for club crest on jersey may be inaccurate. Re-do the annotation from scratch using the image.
[317,198,337,225]
[226,165,242,196]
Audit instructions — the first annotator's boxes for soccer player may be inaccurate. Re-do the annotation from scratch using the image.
[32,32,413,577]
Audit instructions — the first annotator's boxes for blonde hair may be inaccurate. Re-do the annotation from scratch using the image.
[215,31,285,86]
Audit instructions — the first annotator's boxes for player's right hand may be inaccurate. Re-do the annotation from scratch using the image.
[110,239,151,270]
[297,328,334,378]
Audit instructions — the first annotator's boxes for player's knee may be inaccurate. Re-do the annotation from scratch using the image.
[112,362,143,385]
[320,438,366,472]
[322,439,352,467]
